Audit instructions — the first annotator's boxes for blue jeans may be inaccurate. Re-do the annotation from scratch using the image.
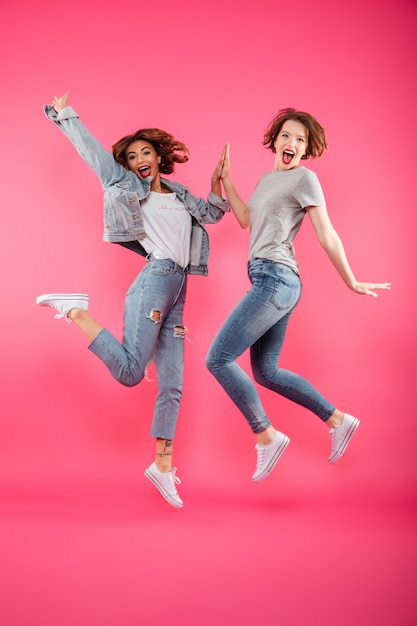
[206,258,335,433]
[89,256,188,440]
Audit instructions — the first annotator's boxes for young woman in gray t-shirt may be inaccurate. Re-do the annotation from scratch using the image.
[207,108,391,482]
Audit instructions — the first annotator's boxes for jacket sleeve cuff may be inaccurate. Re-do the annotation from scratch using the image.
[43,104,79,121]
[208,190,230,212]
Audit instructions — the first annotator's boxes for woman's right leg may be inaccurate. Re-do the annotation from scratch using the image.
[37,261,185,389]
[206,286,293,481]
[206,286,288,434]
[206,288,271,434]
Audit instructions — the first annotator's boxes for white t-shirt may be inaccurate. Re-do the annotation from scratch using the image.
[140,191,192,268]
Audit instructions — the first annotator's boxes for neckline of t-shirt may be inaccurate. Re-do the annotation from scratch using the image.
[270,165,306,174]
[149,190,177,196]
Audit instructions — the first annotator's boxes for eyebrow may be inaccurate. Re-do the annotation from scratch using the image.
[282,130,307,138]
[126,147,151,156]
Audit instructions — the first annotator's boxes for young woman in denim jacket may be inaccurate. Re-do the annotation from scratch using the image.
[37,93,229,508]
[207,109,391,483]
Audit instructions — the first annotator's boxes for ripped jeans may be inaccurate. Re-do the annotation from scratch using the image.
[206,258,335,434]
[89,256,188,440]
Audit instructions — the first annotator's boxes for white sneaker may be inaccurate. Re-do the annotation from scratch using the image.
[36,293,89,321]
[252,430,290,482]
[144,462,183,508]
[329,414,360,463]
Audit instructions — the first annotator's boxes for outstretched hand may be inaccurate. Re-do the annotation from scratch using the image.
[51,92,70,113]
[351,281,391,297]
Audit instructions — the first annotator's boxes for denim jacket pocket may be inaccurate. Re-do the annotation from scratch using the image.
[104,183,146,240]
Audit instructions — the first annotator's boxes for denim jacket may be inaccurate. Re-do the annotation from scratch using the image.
[44,105,229,275]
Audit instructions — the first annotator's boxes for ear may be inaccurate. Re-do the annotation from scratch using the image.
[157,155,162,164]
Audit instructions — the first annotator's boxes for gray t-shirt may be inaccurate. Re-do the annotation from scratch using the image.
[247,166,325,274]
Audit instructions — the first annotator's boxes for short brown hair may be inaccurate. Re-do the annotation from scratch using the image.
[112,128,189,174]
[263,108,327,159]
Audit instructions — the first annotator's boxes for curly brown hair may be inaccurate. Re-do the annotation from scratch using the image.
[112,128,189,174]
[263,108,327,160]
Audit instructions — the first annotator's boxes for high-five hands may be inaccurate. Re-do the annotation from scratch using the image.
[213,142,230,181]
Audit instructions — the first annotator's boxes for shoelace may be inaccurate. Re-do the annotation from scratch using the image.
[161,467,181,490]
[329,426,342,452]
[329,425,340,438]
[171,467,181,485]
[255,445,265,470]
[54,312,72,323]
[49,302,72,323]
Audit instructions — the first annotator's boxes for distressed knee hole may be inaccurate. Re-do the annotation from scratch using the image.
[173,325,186,339]
[146,309,161,324]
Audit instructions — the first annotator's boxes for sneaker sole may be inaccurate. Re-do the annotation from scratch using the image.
[36,293,88,305]
[144,469,183,509]
[253,436,290,483]
[329,418,360,463]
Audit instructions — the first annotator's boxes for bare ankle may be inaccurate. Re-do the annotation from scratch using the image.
[67,307,86,321]
[255,426,276,446]
[327,410,344,429]
[155,438,174,472]
[155,456,173,472]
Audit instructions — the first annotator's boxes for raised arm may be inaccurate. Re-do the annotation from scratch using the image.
[213,143,250,229]
[307,205,391,297]
[44,92,137,191]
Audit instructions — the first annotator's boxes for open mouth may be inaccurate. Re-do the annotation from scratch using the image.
[282,150,294,165]
[138,166,151,178]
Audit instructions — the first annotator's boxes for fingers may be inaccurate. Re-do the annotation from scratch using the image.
[221,142,230,161]
[370,282,391,291]
[360,282,391,297]
[51,92,69,107]
[353,281,392,297]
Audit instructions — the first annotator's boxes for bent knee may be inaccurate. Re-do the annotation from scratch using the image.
[206,349,233,373]
[118,377,142,388]
[252,367,270,387]
[115,370,145,387]
[205,350,216,372]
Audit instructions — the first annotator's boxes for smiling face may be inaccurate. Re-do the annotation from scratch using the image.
[273,119,308,171]
[126,140,162,185]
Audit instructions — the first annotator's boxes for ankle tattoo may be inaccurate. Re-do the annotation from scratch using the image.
[156,439,173,457]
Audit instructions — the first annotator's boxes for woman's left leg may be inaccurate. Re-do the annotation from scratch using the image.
[144,270,188,509]
[250,287,361,465]
[150,273,187,445]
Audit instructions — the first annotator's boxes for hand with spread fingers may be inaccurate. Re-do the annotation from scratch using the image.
[51,92,70,113]
[351,281,392,297]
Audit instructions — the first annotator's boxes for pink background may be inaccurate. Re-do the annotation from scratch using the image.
[1,0,415,624]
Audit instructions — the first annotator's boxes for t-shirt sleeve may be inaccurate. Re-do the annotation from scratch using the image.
[295,169,326,209]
